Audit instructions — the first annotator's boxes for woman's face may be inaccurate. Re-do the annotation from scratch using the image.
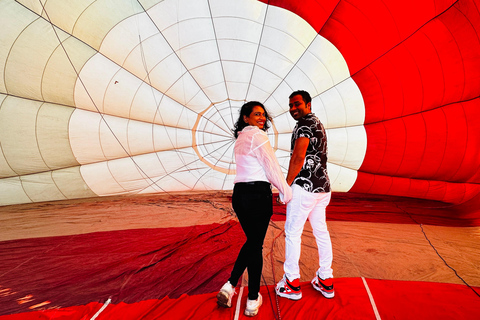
[243,105,266,129]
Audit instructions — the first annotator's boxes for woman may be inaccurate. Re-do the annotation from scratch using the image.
[216,101,292,317]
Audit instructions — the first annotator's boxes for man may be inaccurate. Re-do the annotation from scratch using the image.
[275,90,334,300]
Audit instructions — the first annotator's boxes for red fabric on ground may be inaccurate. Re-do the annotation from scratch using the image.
[368,279,480,320]
[0,221,245,316]
[1,279,478,320]
[271,192,480,227]
[0,303,104,320]
[1,193,478,318]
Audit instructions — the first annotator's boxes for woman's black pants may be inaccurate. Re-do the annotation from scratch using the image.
[228,181,273,300]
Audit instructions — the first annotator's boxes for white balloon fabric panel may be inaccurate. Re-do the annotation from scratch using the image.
[0,0,366,205]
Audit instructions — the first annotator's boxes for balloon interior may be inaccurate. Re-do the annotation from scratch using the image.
[0,0,479,319]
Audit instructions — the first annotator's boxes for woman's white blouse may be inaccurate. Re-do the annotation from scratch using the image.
[234,126,292,203]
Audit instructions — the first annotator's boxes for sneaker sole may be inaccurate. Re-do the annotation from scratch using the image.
[244,296,262,317]
[216,291,232,308]
[275,290,302,301]
[311,281,334,299]
[244,309,259,317]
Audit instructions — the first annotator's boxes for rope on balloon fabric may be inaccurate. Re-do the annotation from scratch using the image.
[418,223,480,298]
[261,273,280,320]
[397,204,480,299]
[234,273,246,320]
[265,222,286,320]
[89,297,111,320]
[361,277,382,320]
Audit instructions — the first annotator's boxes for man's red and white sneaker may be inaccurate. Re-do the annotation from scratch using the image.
[311,273,334,298]
[216,281,235,308]
[275,275,302,300]
[244,293,262,317]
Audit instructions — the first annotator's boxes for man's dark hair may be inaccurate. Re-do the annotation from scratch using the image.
[289,90,312,104]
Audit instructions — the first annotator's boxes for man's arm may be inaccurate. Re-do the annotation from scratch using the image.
[286,137,309,185]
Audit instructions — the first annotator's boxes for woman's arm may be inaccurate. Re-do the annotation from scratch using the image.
[251,131,292,203]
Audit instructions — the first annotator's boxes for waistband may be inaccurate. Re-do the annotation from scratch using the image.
[235,181,271,187]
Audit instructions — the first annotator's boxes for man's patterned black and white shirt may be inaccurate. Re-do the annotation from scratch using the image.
[291,113,331,193]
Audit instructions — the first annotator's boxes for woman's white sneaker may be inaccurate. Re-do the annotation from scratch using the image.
[216,281,235,308]
[244,293,262,317]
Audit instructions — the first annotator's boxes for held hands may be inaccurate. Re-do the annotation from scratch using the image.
[277,185,292,204]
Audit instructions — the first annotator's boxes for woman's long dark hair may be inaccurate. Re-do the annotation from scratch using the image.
[232,101,271,139]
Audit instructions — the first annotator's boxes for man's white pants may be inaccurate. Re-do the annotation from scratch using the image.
[284,184,333,280]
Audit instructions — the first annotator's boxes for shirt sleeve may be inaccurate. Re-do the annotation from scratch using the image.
[250,130,292,203]
[296,117,314,139]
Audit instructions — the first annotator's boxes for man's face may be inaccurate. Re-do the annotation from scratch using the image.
[289,94,311,120]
